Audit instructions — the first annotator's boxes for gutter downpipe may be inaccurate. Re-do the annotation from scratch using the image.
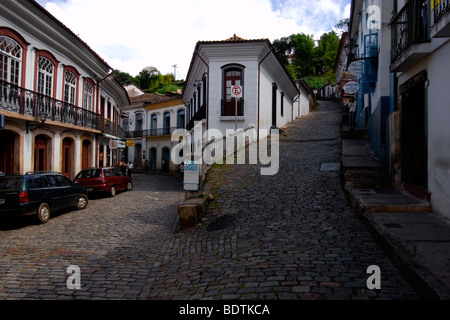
[258,47,274,141]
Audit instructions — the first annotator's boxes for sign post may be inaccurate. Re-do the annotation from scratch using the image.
[231,85,242,130]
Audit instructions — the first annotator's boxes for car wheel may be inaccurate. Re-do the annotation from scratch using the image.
[76,194,89,210]
[110,186,116,197]
[126,181,133,191]
[37,203,51,224]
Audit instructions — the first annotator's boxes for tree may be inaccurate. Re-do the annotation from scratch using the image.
[334,18,349,36]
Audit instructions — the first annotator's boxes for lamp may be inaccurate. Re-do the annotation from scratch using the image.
[344,39,377,65]
[27,110,48,134]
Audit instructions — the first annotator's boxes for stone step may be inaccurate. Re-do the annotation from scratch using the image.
[346,188,432,215]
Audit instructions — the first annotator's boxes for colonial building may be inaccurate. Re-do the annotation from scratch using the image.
[0,0,129,178]
[182,35,301,145]
[123,92,186,172]
[347,0,450,220]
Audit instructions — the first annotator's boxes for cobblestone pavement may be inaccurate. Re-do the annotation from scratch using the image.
[150,101,419,300]
[0,101,419,300]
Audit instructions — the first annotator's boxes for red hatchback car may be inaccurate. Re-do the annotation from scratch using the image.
[73,167,133,197]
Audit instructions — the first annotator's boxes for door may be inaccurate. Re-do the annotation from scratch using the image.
[0,131,16,174]
[150,148,157,171]
[82,140,91,169]
[136,144,142,168]
[223,68,243,116]
[401,78,427,188]
[62,138,73,178]
[34,135,48,172]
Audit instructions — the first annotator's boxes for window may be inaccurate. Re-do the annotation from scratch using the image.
[37,56,54,96]
[64,71,77,105]
[163,111,171,135]
[151,114,157,135]
[56,175,72,187]
[281,92,285,117]
[222,66,243,116]
[83,81,94,111]
[0,36,22,86]
[28,176,44,189]
[177,109,185,129]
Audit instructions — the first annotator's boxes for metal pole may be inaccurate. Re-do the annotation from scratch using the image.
[235,97,238,131]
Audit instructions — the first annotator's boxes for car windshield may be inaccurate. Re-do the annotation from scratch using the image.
[75,169,102,179]
[0,176,23,190]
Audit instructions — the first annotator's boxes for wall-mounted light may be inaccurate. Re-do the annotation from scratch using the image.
[27,110,48,134]
[344,39,378,67]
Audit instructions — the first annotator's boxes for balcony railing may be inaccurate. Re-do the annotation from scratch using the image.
[125,127,181,139]
[433,0,450,23]
[0,80,124,138]
[391,0,430,62]
[187,104,206,131]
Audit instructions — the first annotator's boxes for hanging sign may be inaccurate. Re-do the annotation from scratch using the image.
[109,140,126,149]
[343,81,359,94]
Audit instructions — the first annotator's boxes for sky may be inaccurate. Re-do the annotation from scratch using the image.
[35,0,351,80]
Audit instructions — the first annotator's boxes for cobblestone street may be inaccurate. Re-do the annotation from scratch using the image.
[0,101,419,300]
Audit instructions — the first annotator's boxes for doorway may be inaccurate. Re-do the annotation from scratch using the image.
[62,138,74,178]
[400,71,428,188]
[34,135,49,172]
[0,130,17,174]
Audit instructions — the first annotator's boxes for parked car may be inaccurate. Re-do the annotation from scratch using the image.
[73,167,133,197]
[0,172,89,224]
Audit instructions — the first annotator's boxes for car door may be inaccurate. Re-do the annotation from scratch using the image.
[55,174,79,208]
[43,174,65,211]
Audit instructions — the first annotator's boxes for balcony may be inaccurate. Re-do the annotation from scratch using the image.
[187,104,206,131]
[432,0,450,37]
[0,80,124,138]
[125,127,182,139]
[391,0,431,72]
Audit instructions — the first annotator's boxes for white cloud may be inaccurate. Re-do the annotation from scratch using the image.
[40,0,350,79]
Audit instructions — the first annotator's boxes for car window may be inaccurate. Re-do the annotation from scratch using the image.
[112,168,123,177]
[0,176,23,190]
[44,175,60,188]
[28,176,44,189]
[103,169,111,177]
[76,169,101,179]
[56,175,72,187]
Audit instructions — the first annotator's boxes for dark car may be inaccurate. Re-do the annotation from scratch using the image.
[73,167,133,197]
[0,172,89,224]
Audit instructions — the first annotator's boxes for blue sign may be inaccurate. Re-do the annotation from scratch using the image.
[0,114,4,129]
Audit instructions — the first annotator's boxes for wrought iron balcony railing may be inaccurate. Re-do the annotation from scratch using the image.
[187,104,206,131]
[0,80,124,138]
[433,0,450,23]
[125,127,181,139]
[391,0,430,62]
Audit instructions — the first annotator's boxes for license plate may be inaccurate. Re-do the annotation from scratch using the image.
[87,188,94,192]
[0,198,5,205]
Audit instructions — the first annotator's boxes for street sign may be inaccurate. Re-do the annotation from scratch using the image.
[184,161,200,191]
[126,140,135,147]
[231,85,242,98]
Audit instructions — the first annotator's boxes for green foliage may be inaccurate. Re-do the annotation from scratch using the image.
[273,30,341,90]
[114,67,183,94]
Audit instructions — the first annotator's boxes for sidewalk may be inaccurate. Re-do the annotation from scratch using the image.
[341,126,450,300]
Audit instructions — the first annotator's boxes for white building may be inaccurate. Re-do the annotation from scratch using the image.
[348,0,450,220]
[182,35,301,144]
[123,93,186,172]
[0,0,129,178]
